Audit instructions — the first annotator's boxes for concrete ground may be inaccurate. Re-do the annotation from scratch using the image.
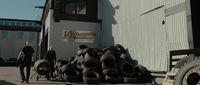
[0,67,153,85]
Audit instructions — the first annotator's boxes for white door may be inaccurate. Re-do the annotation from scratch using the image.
[140,7,168,71]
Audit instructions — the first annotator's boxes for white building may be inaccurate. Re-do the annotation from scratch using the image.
[41,0,198,71]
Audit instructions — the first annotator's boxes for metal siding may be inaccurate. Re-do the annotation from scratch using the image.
[101,0,171,71]
[101,0,141,46]
[165,0,185,9]
[141,0,164,13]
[112,7,168,71]
[139,7,168,71]
[166,11,189,59]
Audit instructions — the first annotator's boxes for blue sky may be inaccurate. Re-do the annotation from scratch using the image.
[0,0,46,20]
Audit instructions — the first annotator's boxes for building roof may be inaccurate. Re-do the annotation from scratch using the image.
[0,18,41,32]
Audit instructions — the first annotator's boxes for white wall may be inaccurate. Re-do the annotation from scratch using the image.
[101,0,190,71]
[46,11,101,60]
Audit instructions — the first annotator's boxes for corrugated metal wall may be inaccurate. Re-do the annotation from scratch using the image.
[101,0,189,71]
[141,0,164,13]
[139,7,168,71]
[166,0,185,9]
[166,11,189,51]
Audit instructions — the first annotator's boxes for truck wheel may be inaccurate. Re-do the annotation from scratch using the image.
[174,58,200,85]
[174,55,194,68]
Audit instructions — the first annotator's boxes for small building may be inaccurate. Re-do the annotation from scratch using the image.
[39,0,101,59]
[41,0,199,72]
[0,18,41,61]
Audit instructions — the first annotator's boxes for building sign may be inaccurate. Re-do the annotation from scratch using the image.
[63,30,96,43]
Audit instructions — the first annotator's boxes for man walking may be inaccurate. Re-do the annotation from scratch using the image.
[17,41,35,83]
[44,46,56,79]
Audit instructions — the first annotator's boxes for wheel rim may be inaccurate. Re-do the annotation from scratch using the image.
[182,66,200,85]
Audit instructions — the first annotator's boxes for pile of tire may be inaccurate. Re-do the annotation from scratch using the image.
[34,59,51,76]
[53,44,153,84]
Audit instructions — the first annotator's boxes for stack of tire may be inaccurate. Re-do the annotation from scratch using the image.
[82,48,102,84]
[60,64,82,82]
[53,44,152,84]
[101,50,123,83]
[101,44,139,83]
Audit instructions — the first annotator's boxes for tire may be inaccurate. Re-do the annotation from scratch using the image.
[77,49,84,56]
[136,65,152,83]
[68,57,75,64]
[63,74,80,82]
[114,44,126,53]
[100,51,115,62]
[82,68,96,74]
[174,55,194,68]
[34,59,51,75]
[84,53,99,68]
[102,46,121,58]
[85,48,99,58]
[124,77,138,83]
[174,58,200,85]
[102,68,119,75]
[105,75,123,84]
[83,70,101,84]
[120,53,127,60]
[62,68,81,82]
[118,61,136,77]
[61,64,77,73]
[102,59,117,69]
[78,45,88,49]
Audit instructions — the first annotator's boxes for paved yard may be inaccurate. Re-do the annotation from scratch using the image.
[0,67,153,85]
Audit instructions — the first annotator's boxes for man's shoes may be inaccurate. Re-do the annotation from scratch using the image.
[25,80,29,83]
[21,80,25,83]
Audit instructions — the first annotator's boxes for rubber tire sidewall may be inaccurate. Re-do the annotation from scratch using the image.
[174,58,200,85]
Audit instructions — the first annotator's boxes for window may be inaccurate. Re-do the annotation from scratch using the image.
[28,22,32,27]
[0,20,3,26]
[16,21,21,27]
[18,32,24,40]
[22,22,27,27]
[77,0,86,14]
[66,0,76,14]
[2,31,8,40]
[10,21,15,26]
[65,0,87,15]
[29,32,35,40]
[5,21,9,26]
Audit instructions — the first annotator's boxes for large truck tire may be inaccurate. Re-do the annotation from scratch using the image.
[174,58,200,85]
[174,55,194,68]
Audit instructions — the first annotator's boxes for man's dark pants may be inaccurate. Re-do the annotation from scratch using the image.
[19,63,31,82]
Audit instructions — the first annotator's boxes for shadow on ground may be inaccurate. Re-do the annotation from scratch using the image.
[0,80,17,85]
